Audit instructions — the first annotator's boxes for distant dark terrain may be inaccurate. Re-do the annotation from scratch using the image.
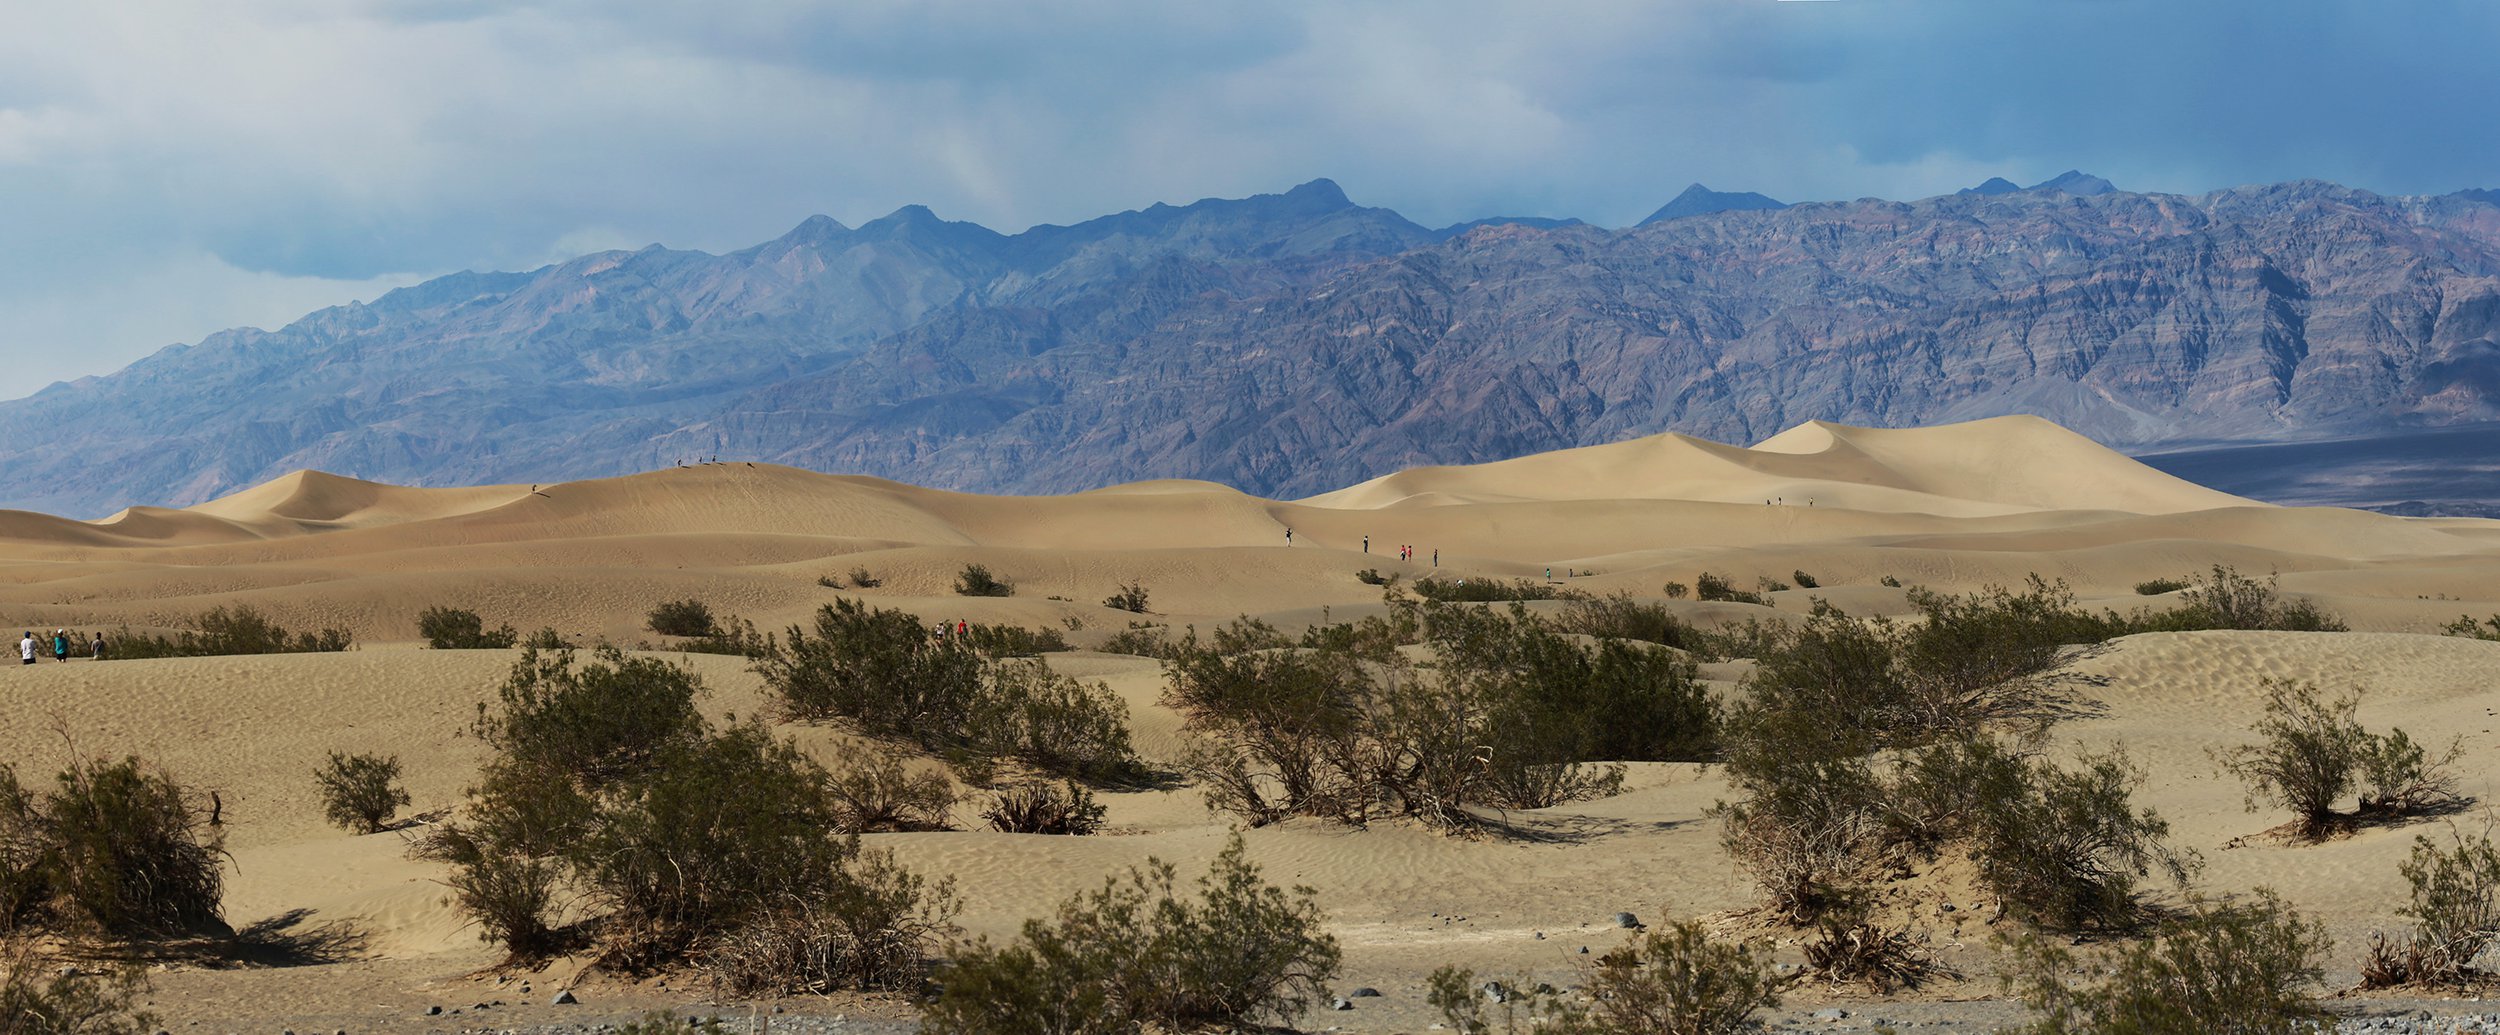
[9,172,2500,517]
[2139,425,2500,517]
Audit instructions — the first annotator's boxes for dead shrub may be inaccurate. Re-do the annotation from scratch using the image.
[980,781,1105,835]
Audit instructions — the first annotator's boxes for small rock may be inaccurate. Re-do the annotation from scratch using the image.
[552,989,579,1005]
[1333,998,1354,1010]
[1940,902,1957,912]
[1350,987,1381,997]
[1534,931,1545,939]
[1814,1008,1851,1022]
[1614,911,1642,929]
[423,1006,441,1017]
[1480,980,1511,1004]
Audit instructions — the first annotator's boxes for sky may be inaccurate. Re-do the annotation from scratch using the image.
[2,0,2496,397]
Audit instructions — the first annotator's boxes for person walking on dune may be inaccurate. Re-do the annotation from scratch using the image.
[17,632,32,666]
[50,630,68,663]
[90,631,105,661]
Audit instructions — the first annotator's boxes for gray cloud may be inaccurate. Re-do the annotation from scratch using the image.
[0,0,2492,396]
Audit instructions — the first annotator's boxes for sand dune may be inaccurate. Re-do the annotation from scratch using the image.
[4,418,2499,1030]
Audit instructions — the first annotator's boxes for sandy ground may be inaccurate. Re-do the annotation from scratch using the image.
[2,415,2498,1031]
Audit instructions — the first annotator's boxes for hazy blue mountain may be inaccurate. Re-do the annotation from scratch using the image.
[8,177,2500,514]
[1433,215,1588,239]
[1959,177,2023,195]
[1638,184,1789,224]
[2030,170,2118,195]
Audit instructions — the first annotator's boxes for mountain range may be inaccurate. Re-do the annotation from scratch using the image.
[8,173,2500,517]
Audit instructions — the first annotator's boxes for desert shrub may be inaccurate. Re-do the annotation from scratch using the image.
[1791,570,1820,589]
[2242,685,2474,829]
[1432,919,1783,1035]
[0,947,158,1035]
[1693,572,1765,605]
[1101,581,1151,613]
[959,623,1071,657]
[2361,827,2500,988]
[848,566,882,589]
[2442,614,2500,641]
[1174,602,1711,831]
[1297,611,1420,662]
[1714,706,1895,924]
[953,564,1013,597]
[474,645,707,790]
[313,751,409,834]
[1098,624,1176,659]
[646,599,717,637]
[435,649,957,980]
[2359,727,2466,817]
[1737,601,1909,749]
[1893,578,2101,734]
[761,599,987,739]
[1561,592,1701,650]
[1662,580,1690,599]
[1413,577,1563,603]
[966,661,1141,782]
[109,606,354,659]
[2132,577,2188,595]
[761,601,1137,781]
[2,757,228,940]
[2148,565,2346,632]
[1756,576,1791,594]
[826,746,956,833]
[419,606,517,649]
[1878,574,1902,588]
[1355,567,1389,586]
[2007,889,2330,1034]
[520,627,570,650]
[981,781,1106,835]
[1803,901,1937,993]
[671,616,772,658]
[923,834,1338,1035]
[1910,736,2186,932]
[705,847,955,997]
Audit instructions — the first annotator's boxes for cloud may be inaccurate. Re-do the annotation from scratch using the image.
[0,0,2494,385]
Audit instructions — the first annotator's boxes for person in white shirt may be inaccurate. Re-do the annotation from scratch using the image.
[17,632,33,666]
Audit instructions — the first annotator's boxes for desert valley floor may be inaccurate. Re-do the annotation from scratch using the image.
[5,415,2500,1032]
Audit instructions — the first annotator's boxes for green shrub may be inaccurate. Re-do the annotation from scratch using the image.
[1098,624,1177,659]
[2132,578,2188,596]
[1662,580,1690,599]
[520,627,570,650]
[1714,706,1894,924]
[109,606,354,659]
[1894,578,2102,735]
[1101,582,1150,614]
[1413,577,1563,603]
[848,566,882,589]
[0,949,158,1035]
[923,834,1338,1035]
[760,601,1138,781]
[1173,602,1713,832]
[1878,574,1902,588]
[1908,736,2186,932]
[827,746,956,833]
[1693,572,1765,605]
[967,661,1142,783]
[0,757,228,939]
[2442,614,2500,641]
[1354,568,1389,586]
[418,606,516,649]
[2359,727,2465,818]
[646,599,717,637]
[2144,565,2345,632]
[2217,681,2397,838]
[1791,570,1821,590]
[313,751,409,834]
[2007,890,2329,1034]
[1560,592,1701,650]
[431,648,956,983]
[960,623,1072,658]
[1431,919,1783,1035]
[953,564,1013,597]
[2362,827,2500,988]
[1757,576,1791,594]
[981,781,1105,835]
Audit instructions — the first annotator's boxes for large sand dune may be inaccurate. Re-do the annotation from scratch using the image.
[2,415,2497,1030]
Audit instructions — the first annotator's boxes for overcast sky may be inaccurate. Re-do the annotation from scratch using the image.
[3,0,2495,397]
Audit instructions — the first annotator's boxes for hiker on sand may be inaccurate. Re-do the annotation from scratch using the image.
[1284,528,1293,547]
[17,632,32,666]
[1363,535,1370,554]
[90,632,105,661]
[51,630,68,662]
